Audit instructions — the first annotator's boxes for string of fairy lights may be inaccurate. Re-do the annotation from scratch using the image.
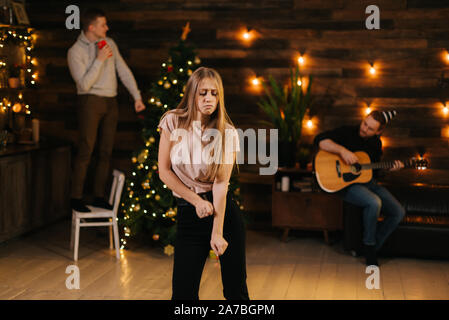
[239,27,449,125]
[239,27,446,163]
[0,27,37,119]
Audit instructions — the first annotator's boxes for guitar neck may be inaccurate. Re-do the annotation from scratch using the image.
[361,159,412,170]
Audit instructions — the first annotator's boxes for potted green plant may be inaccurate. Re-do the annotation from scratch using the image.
[8,64,22,88]
[257,65,314,167]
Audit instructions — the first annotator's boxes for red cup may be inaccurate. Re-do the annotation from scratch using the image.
[97,40,107,49]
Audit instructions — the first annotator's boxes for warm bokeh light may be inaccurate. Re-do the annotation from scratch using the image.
[369,66,376,75]
[380,136,389,147]
[297,79,302,86]
[298,56,305,65]
[298,77,309,92]
[442,125,449,138]
[251,77,260,86]
[442,50,449,63]
[365,107,372,115]
[248,75,263,93]
[306,119,313,128]
[240,28,256,42]
[444,105,448,116]
[12,103,22,113]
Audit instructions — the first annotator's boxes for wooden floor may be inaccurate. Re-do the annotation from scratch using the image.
[0,219,448,300]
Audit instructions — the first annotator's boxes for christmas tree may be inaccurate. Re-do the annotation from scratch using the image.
[119,24,243,256]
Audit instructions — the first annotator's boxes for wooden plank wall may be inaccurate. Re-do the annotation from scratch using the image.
[25,0,449,211]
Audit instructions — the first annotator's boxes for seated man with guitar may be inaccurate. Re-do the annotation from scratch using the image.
[313,110,405,266]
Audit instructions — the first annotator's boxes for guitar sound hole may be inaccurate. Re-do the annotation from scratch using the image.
[351,163,362,174]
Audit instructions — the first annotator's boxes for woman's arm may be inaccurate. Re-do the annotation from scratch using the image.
[210,155,235,256]
[158,128,214,216]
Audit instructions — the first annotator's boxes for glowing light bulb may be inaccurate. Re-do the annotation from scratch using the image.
[446,53,449,61]
[370,66,376,75]
[365,107,372,115]
[12,103,22,113]
[444,105,448,115]
[252,77,260,86]
[243,32,250,40]
[306,120,313,128]
[297,79,302,86]
[298,56,305,65]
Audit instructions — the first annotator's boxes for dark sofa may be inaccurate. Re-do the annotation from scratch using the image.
[343,183,449,259]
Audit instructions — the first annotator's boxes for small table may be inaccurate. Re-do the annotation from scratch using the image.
[272,168,343,243]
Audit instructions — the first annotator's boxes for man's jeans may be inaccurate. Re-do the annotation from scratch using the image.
[341,179,405,251]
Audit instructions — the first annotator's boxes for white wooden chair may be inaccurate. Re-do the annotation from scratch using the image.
[70,170,125,261]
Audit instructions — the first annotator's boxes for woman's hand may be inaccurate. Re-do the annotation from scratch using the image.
[194,198,214,219]
[210,233,228,257]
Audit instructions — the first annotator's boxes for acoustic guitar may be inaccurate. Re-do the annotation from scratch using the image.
[313,150,428,193]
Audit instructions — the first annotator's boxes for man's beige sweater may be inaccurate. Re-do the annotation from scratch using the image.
[67,31,141,101]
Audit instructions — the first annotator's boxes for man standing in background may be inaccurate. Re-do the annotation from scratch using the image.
[67,8,145,212]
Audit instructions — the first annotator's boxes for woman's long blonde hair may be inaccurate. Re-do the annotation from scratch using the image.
[160,67,237,181]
